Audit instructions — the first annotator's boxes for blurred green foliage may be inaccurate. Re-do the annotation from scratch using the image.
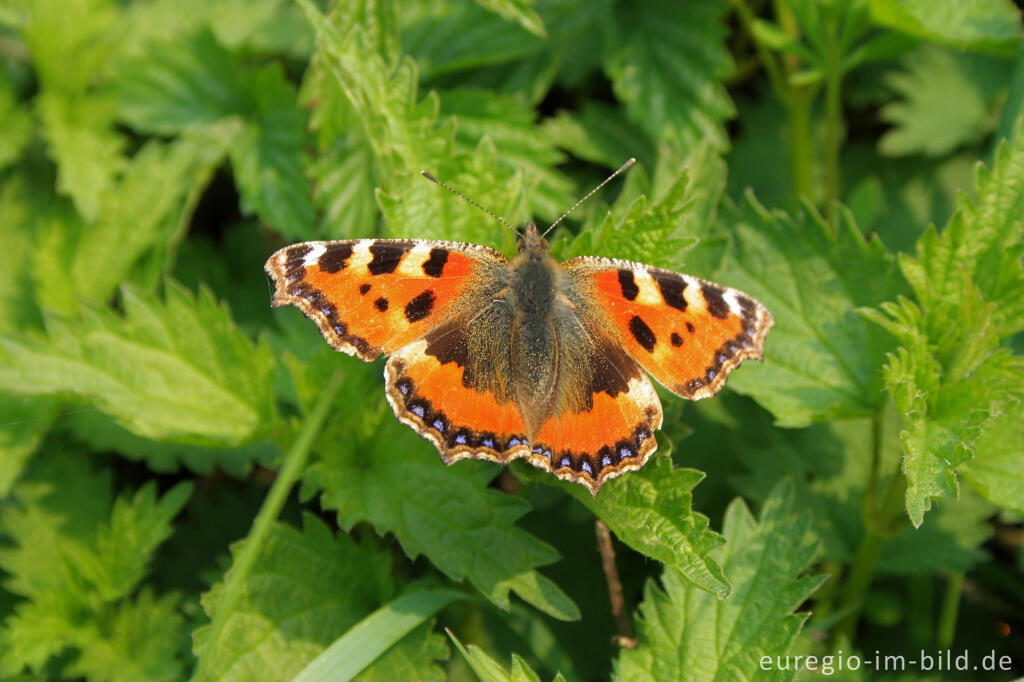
[0,0,1022,680]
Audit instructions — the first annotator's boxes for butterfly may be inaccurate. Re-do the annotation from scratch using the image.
[264,160,773,495]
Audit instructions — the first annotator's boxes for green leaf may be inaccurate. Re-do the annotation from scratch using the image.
[710,196,908,427]
[542,102,655,171]
[0,282,275,447]
[472,0,546,38]
[36,91,125,223]
[570,455,730,599]
[696,394,994,575]
[193,515,401,682]
[869,0,1023,55]
[116,29,314,238]
[303,364,577,620]
[294,590,463,682]
[605,0,733,150]
[62,410,277,478]
[448,630,567,682]
[960,398,1024,513]
[614,481,825,681]
[17,0,118,93]
[300,0,525,246]
[0,72,31,172]
[31,127,230,315]
[0,395,54,496]
[440,87,574,223]
[880,46,1012,157]
[402,1,545,79]
[0,450,190,679]
[863,114,1024,524]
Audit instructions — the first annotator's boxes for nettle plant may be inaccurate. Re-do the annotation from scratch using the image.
[0,0,1022,680]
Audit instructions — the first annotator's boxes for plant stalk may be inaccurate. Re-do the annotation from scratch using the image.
[937,572,965,649]
[822,13,844,228]
[193,366,345,680]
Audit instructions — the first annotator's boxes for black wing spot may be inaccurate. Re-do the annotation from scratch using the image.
[654,273,687,312]
[368,242,411,275]
[686,322,695,333]
[359,283,371,295]
[702,283,729,319]
[422,248,449,277]
[405,290,436,322]
[617,269,639,301]
[628,315,656,353]
[374,297,389,312]
[671,332,684,347]
[320,243,354,273]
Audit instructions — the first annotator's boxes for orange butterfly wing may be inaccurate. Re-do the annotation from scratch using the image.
[264,239,506,360]
[265,239,531,468]
[564,257,773,399]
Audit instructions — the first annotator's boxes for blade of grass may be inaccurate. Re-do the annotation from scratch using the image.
[293,589,468,682]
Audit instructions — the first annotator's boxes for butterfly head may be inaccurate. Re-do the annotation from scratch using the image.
[518,222,550,254]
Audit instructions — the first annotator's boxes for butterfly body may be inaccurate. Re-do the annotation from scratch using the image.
[266,222,772,495]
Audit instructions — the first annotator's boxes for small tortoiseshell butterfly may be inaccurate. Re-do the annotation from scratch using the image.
[265,160,773,494]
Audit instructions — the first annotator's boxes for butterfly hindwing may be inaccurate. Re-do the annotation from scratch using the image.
[564,256,773,399]
[264,239,508,360]
[529,330,663,495]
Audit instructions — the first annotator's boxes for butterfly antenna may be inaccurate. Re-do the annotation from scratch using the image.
[541,157,636,238]
[421,170,523,239]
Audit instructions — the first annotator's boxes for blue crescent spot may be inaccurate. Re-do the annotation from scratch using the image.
[411,405,425,417]
[581,461,593,474]
[454,434,467,445]
[559,456,571,468]
[601,455,612,467]
[619,447,632,459]
[432,419,445,432]
[482,438,494,448]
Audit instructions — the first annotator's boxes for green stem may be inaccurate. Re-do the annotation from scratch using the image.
[833,471,907,643]
[730,0,788,101]
[937,572,965,649]
[194,366,346,680]
[786,90,815,201]
[908,575,934,649]
[822,14,844,228]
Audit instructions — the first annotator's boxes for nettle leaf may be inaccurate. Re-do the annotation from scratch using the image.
[303,364,577,620]
[863,116,1024,524]
[704,395,994,574]
[62,410,277,478]
[710,196,908,428]
[194,515,427,682]
[866,294,1024,525]
[440,87,574,223]
[472,0,546,38]
[614,481,825,682]
[560,160,697,268]
[0,450,190,679]
[449,630,567,682]
[300,0,525,246]
[402,0,545,79]
[0,282,275,447]
[960,396,1024,513]
[0,72,32,172]
[868,0,1023,55]
[36,91,125,223]
[605,0,734,150]
[880,46,1013,157]
[115,28,314,238]
[120,0,311,60]
[565,455,730,600]
[20,0,125,222]
[542,102,656,171]
[32,127,230,315]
